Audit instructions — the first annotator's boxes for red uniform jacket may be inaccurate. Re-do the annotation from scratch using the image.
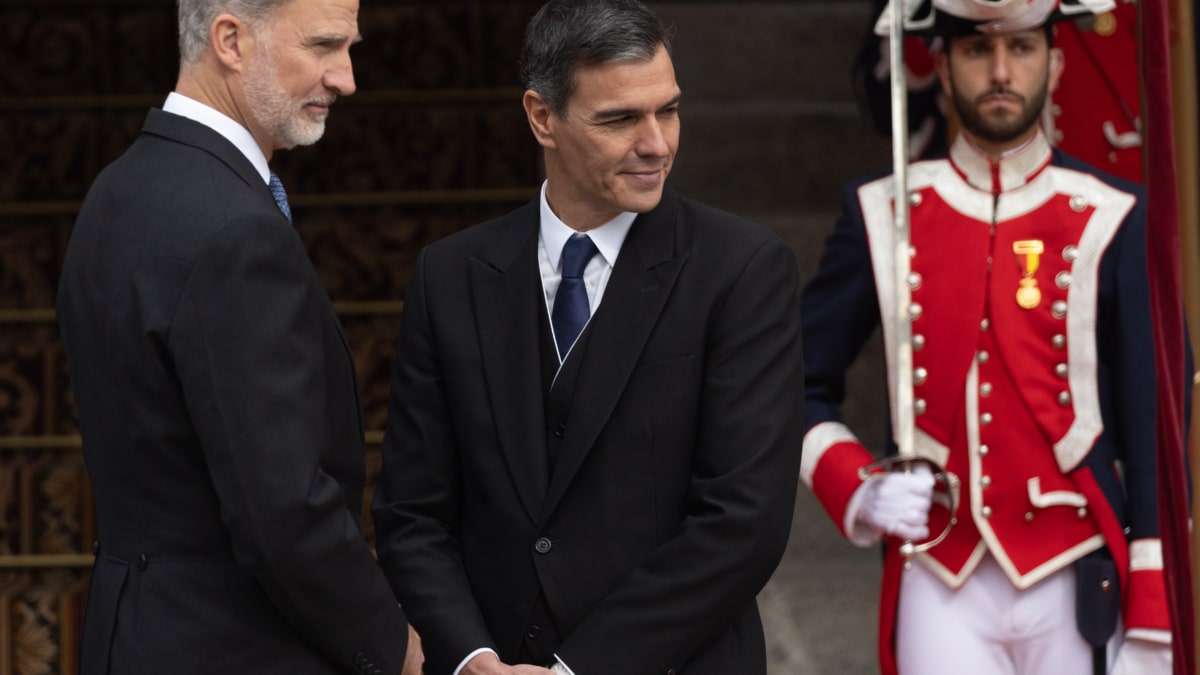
[800,132,1168,674]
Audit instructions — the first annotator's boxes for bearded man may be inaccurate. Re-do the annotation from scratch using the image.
[56,1,422,673]
[801,0,1173,673]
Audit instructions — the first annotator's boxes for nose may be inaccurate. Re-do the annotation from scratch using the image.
[990,48,1011,86]
[636,116,670,158]
[325,52,357,97]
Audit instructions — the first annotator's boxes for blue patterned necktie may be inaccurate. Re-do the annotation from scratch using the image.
[268,172,292,222]
[551,235,599,360]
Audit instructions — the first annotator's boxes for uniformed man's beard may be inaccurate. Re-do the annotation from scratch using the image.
[952,79,1049,146]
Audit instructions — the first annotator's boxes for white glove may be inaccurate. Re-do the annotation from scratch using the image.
[855,463,935,541]
[1111,637,1172,675]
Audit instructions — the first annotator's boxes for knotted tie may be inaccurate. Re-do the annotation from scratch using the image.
[268,172,292,222]
[551,235,599,360]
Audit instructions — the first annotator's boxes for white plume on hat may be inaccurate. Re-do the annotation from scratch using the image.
[874,0,1116,36]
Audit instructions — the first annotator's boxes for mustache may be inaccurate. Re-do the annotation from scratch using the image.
[975,87,1024,104]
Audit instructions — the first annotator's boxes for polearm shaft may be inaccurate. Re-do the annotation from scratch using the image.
[888,2,919,558]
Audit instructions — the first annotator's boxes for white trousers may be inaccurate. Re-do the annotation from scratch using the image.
[896,555,1117,675]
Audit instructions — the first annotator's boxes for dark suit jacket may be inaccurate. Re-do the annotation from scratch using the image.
[57,108,408,675]
[372,189,804,674]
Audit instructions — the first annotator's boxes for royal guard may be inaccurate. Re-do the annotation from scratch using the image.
[855,0,1144,183]
[803,1,1173,673]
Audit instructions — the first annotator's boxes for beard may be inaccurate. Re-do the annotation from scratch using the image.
[243,41,331,150]
[952,78,1048,146]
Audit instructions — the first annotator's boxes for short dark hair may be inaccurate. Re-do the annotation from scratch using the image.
[519,0,672,117]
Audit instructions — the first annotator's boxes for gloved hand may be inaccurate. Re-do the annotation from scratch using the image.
[1111,636,1172,675]
[855,463,934,541]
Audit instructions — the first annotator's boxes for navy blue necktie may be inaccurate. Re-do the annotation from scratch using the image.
[268,172,292,222]
[552,235,599,360]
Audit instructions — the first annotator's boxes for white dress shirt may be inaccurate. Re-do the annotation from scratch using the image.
[538,181,636,363]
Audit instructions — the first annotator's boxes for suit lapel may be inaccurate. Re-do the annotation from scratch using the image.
[542,190,688,517]
[471,201,550,522]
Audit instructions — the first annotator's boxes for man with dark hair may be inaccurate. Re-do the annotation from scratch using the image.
[57,0,421,673]
[372,1,804,674]
[802,1,1172,673]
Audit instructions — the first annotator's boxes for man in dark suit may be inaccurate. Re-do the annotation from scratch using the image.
[371,1,805,674]
[56,0,421,673]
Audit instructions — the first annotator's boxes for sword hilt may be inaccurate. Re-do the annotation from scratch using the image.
[858,455,961,563]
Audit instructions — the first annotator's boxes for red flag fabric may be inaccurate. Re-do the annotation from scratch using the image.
[1140,1,1195,673]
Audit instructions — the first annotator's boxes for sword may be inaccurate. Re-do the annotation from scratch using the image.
[859,0,960,563]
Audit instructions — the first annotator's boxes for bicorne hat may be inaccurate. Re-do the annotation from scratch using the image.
[874,0,1115,37]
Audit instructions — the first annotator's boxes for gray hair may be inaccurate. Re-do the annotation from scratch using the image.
[176,0,292,65]
[519,0,672,117]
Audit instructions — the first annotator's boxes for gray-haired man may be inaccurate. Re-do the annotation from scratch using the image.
[58,0,422,672]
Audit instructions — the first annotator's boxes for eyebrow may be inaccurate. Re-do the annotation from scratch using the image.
[309,33,363,46]
[592,93,682,121]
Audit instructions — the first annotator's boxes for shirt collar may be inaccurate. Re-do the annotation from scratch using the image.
[948,130,1052,193]
[162,92,271,185]
[539,181,636,270]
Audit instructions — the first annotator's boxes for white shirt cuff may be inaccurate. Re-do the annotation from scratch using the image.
[453,648,498,675]
[551,655,576,675]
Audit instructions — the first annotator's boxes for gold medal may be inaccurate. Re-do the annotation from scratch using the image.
[1017,281,1042,309]
[1013,240,1044,310]
[1093,11,1117,37]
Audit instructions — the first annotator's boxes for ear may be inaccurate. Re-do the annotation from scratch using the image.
[1047,46,1065,95]
[210,13,249,72]
[523,89,557,149]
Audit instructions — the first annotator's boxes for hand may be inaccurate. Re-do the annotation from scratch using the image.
[1112,637,1171,675]
[400,624,424,675]
[856,463,934,540]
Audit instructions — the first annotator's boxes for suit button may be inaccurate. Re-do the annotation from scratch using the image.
[92,540,100,555]
[137,554,148,570]
[527,624,541,639]
[534,537,553,554]
[553,424,565,438]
